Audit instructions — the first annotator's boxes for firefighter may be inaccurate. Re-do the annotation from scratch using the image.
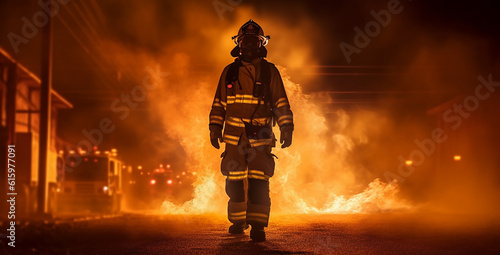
[209,19,293,242]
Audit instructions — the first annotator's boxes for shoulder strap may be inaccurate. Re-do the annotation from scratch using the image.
[225,59,241,96]
[260,60,272,105]
[225,59,241,85]
[260,60,277,126]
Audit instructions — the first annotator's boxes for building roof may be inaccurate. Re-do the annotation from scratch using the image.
[0,47,73,109]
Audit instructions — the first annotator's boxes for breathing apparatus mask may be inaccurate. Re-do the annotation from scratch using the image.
[238,35,262,62]
[230,19,270,60]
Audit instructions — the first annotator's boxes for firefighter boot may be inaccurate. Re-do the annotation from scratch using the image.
[250,224,266,242]
[229,224,249,234]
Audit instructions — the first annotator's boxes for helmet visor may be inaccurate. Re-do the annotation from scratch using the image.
[238,35,262,49]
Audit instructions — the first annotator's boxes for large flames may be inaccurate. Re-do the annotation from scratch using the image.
[157,65,411,215]
[87,4,412,215]
[48,0,499,219]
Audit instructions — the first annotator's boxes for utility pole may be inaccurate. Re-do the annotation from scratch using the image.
[38,2,53,217]
[1,63,17,220]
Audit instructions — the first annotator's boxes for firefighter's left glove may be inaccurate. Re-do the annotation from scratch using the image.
[280,125,293,149]
[209,124,223,149]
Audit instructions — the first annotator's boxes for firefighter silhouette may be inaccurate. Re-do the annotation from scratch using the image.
[209,19,294,242]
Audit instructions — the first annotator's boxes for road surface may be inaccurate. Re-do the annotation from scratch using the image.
[1,213,499,254]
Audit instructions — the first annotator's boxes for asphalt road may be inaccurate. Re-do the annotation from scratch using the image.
[1,213,499,254]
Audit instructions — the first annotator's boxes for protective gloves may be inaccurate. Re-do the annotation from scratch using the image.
[280,126,293,148]
[209,125,223,149]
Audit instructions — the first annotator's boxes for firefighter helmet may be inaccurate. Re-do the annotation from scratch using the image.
[232,19,270,47]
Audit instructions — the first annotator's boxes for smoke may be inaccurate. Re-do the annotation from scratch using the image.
[46,0,498,217]
[80,1,411,214]
[269,69,411,213]
[391,35,500,217]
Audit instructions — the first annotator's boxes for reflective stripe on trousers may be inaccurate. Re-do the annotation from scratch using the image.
[221,133,275,227]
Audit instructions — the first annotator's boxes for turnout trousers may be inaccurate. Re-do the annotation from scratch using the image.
[220,134,275,227]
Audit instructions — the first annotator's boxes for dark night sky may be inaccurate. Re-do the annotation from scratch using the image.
[2,1,499,73]
[1,0,499,169]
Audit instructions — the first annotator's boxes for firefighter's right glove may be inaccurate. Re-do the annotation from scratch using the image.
[280,125,293,149]
[209,124,223,149]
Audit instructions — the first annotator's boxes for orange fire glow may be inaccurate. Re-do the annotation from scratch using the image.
[92,5,412,215]
[156,66,410,215]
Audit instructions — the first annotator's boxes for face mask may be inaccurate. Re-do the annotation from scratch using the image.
[240,48,260,62]
[239,36,261,62]
[239,35,261,49]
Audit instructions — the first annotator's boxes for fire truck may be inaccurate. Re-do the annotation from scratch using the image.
[124,164,196,209]
[57,148,123,213]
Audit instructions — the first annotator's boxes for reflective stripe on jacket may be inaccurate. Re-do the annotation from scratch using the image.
[209,58,293,147]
